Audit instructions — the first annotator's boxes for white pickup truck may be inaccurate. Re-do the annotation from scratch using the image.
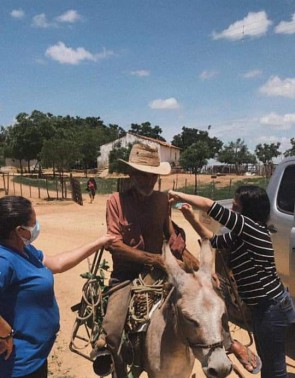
[266,156,295,298]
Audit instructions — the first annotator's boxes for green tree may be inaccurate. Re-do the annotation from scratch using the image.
[108,142,133,174]
[172,127,222,157]
[4,111,125,174]
[128,122,166,141]
[5,124,30,173]
[77,128,101,170]
[107,124,126,141]
[40,137,81,176]
[255,142,281,177]
[41,136,81,197]
[284,138,295,157]
[4,111,57,173]
[218,139,256,175]
[179,141,211,193]
[0,126,7,166]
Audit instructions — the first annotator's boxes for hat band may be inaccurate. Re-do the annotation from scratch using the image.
[130,156,160,167]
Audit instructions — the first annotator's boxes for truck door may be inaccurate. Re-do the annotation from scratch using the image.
[268,163,295,295]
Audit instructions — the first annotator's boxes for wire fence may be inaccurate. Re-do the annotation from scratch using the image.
[0,172,269,204]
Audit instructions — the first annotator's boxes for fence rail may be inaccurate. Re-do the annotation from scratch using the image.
[0,173,269,204]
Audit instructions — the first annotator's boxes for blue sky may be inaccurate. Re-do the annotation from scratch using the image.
[1,1,295,155]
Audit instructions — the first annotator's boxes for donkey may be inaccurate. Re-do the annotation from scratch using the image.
[143,240,232,378]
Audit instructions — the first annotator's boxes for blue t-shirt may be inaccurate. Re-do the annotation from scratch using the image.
[0,244,60,378]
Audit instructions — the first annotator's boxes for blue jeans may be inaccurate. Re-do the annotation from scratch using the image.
[251,289,295,378]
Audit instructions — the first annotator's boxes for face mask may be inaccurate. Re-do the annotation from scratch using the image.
[20,220,41,245]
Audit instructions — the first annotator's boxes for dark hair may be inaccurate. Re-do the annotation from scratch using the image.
[235,185,270,225]
[0,196,33,241]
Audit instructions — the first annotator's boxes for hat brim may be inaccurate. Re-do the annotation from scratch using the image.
[119,159,171,175]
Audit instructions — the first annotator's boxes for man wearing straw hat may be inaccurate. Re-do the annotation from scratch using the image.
[93,143,198,377]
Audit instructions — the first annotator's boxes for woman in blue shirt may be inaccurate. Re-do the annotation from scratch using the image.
[0,195,115,378]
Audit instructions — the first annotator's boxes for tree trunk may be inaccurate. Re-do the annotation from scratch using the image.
[19,159,23,175]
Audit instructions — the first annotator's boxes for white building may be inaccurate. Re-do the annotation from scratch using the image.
[97,133,181,170]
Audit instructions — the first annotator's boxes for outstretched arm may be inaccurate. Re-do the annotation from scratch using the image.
[43,234,116,274]
[168,190,214,212]
[178,203,213,240]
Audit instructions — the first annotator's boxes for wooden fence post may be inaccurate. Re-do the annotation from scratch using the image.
[7,173,10,194]
[20,176,22,196]
[3,173,7,195]
[55,178,59,199]
[13,173,16,195]
[38,179,41,199]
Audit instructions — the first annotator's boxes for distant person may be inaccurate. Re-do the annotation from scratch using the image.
[86,176,97,204]
[169,185,295,378]
[0,195,115,378]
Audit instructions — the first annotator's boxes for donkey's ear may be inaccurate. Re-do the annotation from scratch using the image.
[162,242,187,287]
[198,239,214,277]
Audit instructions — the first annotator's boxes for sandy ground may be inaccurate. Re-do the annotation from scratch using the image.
[1,173,295,378]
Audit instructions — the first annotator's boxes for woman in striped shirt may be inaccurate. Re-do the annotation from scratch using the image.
[169,185,295,378]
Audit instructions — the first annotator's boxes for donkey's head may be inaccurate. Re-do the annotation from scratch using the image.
[163,240,232,378]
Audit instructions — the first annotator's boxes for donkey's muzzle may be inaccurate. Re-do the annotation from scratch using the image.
[92,348,114,376]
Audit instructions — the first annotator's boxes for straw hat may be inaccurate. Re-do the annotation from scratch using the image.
[119,143,171,175]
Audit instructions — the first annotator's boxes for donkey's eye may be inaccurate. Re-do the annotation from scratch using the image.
[184,316,199,328]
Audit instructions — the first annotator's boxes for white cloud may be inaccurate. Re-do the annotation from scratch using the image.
[32,13,53,28]
[256,135,292,155]
[199,70,218,80]
[56,10,81,23]
[242,69,262,79]
[212,11,272,41]
[259,112,295,130]
[11,9,25,19]
[213,117,255,141]
[130,70,150,77]
[259,76,295,99]
[32,10,81,28]
[35,58,47,65]
[95,47,115,60]
[278,137,293,153]
[275,13,295,34]
[45,42,114,65]
[149,97,180,110]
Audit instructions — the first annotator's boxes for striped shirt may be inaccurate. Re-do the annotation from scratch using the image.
[208,202,284,307]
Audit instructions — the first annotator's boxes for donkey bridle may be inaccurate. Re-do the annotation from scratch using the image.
[188,340,224,350]
[175,304,224,351]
